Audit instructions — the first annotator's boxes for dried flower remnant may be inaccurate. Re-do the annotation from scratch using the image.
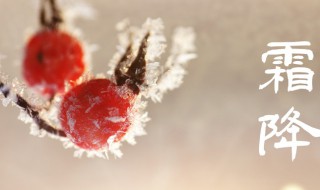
[0,1,196,158]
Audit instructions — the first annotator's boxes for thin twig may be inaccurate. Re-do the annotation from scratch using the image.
[0,82,66,137]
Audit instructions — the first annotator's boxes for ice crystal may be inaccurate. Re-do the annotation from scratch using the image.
[107,19,133,78]
[145,27,197,102]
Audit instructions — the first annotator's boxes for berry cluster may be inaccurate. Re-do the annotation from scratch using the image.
[0,0,196,158]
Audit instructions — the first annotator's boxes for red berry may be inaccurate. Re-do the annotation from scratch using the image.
[59,79,136,150]
[23,29,85,97]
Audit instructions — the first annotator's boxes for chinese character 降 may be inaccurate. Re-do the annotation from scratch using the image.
[258,107,320,161]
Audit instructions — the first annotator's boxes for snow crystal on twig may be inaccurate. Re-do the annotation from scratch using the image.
[143,18,167,62]
[142,18,166,90]
[145,27,197,102]
[107,19,132,78]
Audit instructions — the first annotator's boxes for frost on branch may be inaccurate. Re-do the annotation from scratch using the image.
[0,15,196,159]
[0,81,67,138]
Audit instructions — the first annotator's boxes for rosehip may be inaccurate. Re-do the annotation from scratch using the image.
[23,30,85,97]
[59,79,136,150]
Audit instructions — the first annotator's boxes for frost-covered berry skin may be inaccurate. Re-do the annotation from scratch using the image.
[59,79,136,150]
[23,30,85,97]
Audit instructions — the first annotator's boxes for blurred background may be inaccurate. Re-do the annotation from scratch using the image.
[1,0,320,189]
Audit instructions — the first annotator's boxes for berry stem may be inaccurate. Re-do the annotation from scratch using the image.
[40,0,63,30]
[0,81,66,137]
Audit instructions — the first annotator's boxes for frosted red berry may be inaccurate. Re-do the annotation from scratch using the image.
[59,79,136,150]
[23,29,85,97]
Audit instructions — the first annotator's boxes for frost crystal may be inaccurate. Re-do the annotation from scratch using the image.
[107,19,132,78]
[122,97,149,145]
[105,116,126,123]
[144,27,197,102]
[143,18,167,62]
